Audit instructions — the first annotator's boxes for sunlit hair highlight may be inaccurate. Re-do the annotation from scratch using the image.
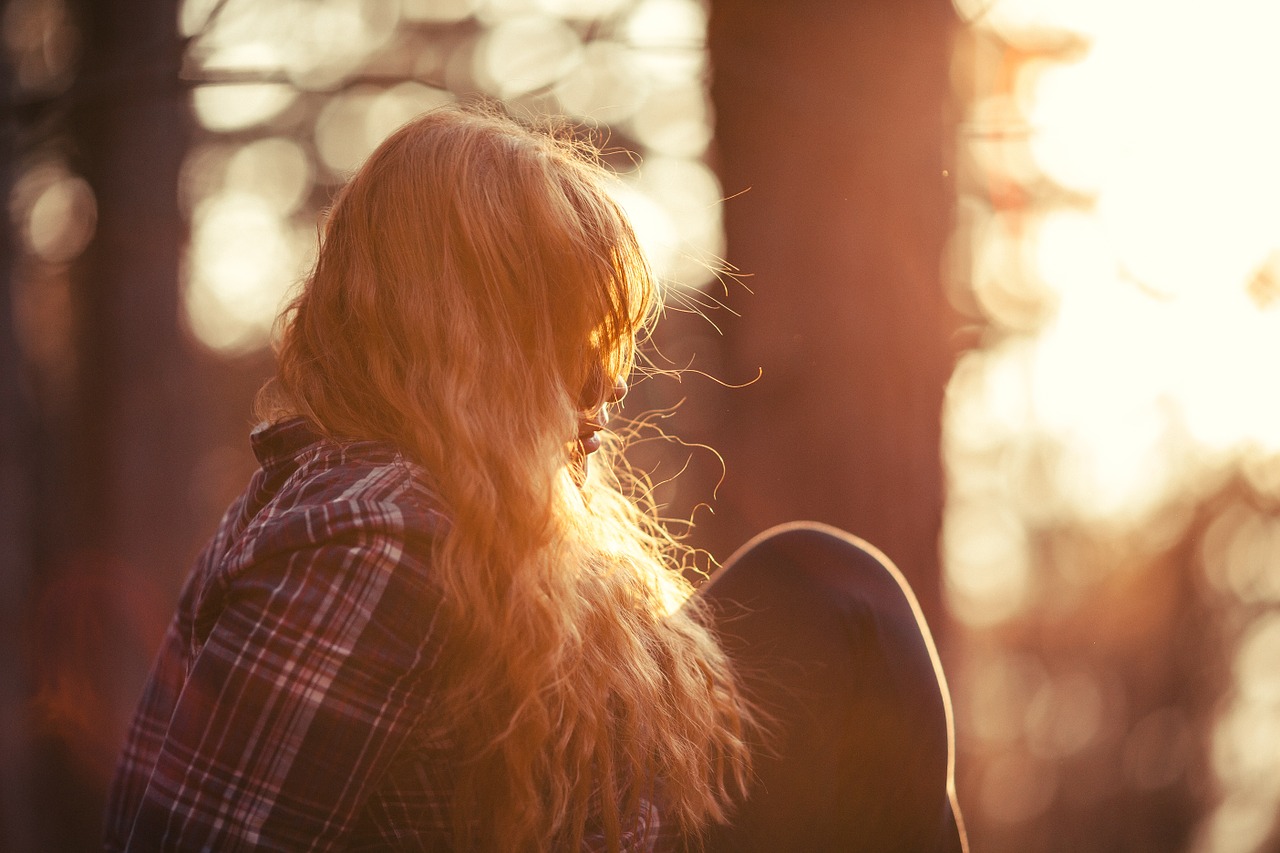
[257,103,754,851]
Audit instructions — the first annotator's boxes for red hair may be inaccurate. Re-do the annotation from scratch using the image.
[258,103,754,851]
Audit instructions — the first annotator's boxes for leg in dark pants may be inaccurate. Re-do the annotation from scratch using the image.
[697,522,966,853]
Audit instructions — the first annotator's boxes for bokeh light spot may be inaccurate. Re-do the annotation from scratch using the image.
[962,651,1048,745]
[18,167,97,264]
[184,192,301,353]
[1234,613,1280,705]
[314,88,383,176]
[970,210,1056,331]
[282,0,400,91]
[535,0,629,19]
[608,179,679,283]
[555,40,649,124]
[193,83,298,132]
[624,0,705,50]
[633,157,725,286]
[1122,707,1191,791]
[476,14,582,98]
[369,83,455,138]
[224,137,313,215]
[955,0,1102,45]
[1203,504,1280,605]
[402,0,479,23]
[980,750,1057,823]
[943,497,1030,626]
[1025,669,1104,759]
[628,81,711,157]
[3,0,77,94]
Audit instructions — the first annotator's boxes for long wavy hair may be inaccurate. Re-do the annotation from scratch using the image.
[256,103,755,851]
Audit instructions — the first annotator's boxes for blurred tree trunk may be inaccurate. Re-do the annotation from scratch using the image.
[65,0,194,573]
[21,0,196,848]
[1,33,40,853]
[684,0,957,623]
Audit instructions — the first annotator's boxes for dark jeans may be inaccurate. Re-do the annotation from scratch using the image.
[696,523,967,853]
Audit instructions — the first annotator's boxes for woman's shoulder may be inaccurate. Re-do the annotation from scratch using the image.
[222,420,449,577]
[175,423,451,674]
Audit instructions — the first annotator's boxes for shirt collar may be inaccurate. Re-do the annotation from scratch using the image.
[250,417,324,475]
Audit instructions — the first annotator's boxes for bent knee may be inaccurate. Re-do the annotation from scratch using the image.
[714,521,917,609]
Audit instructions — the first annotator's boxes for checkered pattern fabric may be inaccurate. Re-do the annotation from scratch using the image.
[105,418,675,852]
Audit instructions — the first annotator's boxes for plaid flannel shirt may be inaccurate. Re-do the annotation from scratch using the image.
[105,418,678,851]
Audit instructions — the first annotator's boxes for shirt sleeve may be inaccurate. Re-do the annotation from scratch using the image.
[116,525,445,852]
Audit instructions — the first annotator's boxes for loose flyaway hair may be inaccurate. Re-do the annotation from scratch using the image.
[257,102,756,852]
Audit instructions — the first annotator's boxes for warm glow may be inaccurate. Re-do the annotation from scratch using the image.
[534,0,630,20]
[477,14,583,98]
[187,0,399,91]
[184,192,307,353]
[632,156,726,282]
[953,0,1103,42]
[1203,504,1280,606]
[628,79,711,157]
[178,0,721,353]
[942,496,1030,626]
[624,0,705,51]
[16,163,96,264]
[1122,707,1192,791]
[3,0,77,93]
[224,137,312,215]
[554,40,650,124]
[609,179,679,280]
[401,0,478,23]
[193,83,297,132]
[946,0,1280,611]
[314,85,454,177]
[949,0,1280,847]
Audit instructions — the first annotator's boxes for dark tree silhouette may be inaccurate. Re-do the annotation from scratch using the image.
[3,0,195,848]
[681,0,958,625]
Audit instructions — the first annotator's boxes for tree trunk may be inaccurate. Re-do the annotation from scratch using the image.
[688,0,957,623]
[20,0,195,847]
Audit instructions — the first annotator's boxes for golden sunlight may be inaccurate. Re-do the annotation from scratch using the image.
[946,0,1280,605]
[183,192,306,353]
[948,0,1280,848]
[179,0,721,354]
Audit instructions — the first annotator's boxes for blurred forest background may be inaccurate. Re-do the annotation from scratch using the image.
[3,0,1280,850]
